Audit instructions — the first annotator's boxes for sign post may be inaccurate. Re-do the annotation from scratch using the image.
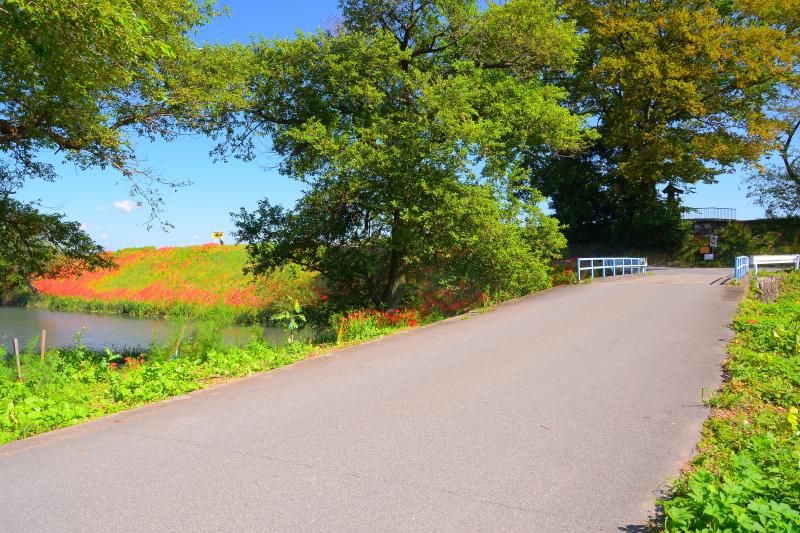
[212,232,225,245]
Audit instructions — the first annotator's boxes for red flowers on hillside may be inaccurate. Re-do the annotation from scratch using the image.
[33,245,274,310]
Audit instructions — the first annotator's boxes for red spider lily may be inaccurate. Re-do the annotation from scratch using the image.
[33,245,280,310]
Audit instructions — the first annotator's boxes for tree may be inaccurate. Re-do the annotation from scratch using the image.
[0,193,113,296]
[531,0,800,247]
[747,101,800,217]
[0,0,248,294]
[227,0,588,307]
[0,0,243,218]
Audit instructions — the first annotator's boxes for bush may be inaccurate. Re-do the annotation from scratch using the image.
[333,309,420,344]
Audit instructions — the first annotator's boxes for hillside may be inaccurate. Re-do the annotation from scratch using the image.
[32,245,316,321]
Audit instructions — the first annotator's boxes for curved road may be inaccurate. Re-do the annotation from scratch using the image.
[0,268,741,531]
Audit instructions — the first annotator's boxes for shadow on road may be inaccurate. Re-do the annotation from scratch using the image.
[617,505,664,532]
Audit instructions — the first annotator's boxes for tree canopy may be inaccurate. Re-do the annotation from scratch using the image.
[0,0,244,216]
[227,0,589,306]
[0,0,244,293]
[529,0,800,247]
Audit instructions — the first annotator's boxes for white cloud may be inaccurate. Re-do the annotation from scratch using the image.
[100,233,108,241]
[113,200,138,213]
[97,205,107,212]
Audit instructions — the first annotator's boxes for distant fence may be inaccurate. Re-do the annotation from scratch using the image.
[576,257,648,281]
[682,207,736,221]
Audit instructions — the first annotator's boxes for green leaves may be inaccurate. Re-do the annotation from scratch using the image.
[0,195,115,295]
[0,0,233,219]
[229,0,587,307]
[270,298,307,343]
[0,339,315,444]
[533,0,800,247]
[661,272,800,532]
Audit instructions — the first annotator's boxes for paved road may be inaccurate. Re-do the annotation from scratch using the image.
[0,268,741,532]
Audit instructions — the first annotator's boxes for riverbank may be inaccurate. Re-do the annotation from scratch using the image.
[0,306,428,444]
[24,245,317,323]
[661,271,800,530]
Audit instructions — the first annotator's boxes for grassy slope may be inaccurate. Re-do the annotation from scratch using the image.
[32,245,316,322]
[661,272,800,531]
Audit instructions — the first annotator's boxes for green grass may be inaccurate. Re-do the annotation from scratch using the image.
[661,272,800,531]
[0,307,428,445]
[0,333,316,445]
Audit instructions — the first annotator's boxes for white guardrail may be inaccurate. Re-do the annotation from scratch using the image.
[751,254,800,275]
[576,257,647,281]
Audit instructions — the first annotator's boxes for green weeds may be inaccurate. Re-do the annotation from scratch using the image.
[661,272,800,531]
[0,335,315,445]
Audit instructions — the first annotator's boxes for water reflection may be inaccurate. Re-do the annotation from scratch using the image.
[0,307,289,352]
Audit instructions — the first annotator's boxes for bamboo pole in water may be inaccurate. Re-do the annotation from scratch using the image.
[13,338,22,380]
[40,329,46,362]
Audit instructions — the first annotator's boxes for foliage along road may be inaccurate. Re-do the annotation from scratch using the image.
[0,268,741,531]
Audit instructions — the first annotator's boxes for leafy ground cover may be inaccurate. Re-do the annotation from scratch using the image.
[30,244,317,322]
[0,334,315,445]
[0,305,438,445]
[661,271,800,531]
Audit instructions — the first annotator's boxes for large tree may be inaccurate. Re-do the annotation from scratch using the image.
[0,0,245,216]
[0,0,246,292]
[747,112,800,217]
[744,0,800,217]
[227,0,589,306]
[530,0,800,247]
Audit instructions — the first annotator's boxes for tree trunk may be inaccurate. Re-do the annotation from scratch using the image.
[381,210,405,307]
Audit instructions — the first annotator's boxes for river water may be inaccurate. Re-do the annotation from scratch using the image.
[0,307,289,352]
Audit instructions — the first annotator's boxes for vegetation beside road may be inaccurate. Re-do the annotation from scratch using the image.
[0,333,315,445]
[661,272,800,531]
[0,307,426,445]
[675,220,800,268]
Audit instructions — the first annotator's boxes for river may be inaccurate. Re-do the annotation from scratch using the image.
[0,307,289,352]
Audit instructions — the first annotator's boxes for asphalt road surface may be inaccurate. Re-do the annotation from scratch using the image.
[0,267,741,532]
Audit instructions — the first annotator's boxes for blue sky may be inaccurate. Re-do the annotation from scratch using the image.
[15,0,766,250]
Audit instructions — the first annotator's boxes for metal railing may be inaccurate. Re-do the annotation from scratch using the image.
[751,254,800,275]
[576,257,648,281]
[734,256,750,282]
[681,207,736,221]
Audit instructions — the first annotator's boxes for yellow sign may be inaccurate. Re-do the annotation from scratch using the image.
[212,232,224,239]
